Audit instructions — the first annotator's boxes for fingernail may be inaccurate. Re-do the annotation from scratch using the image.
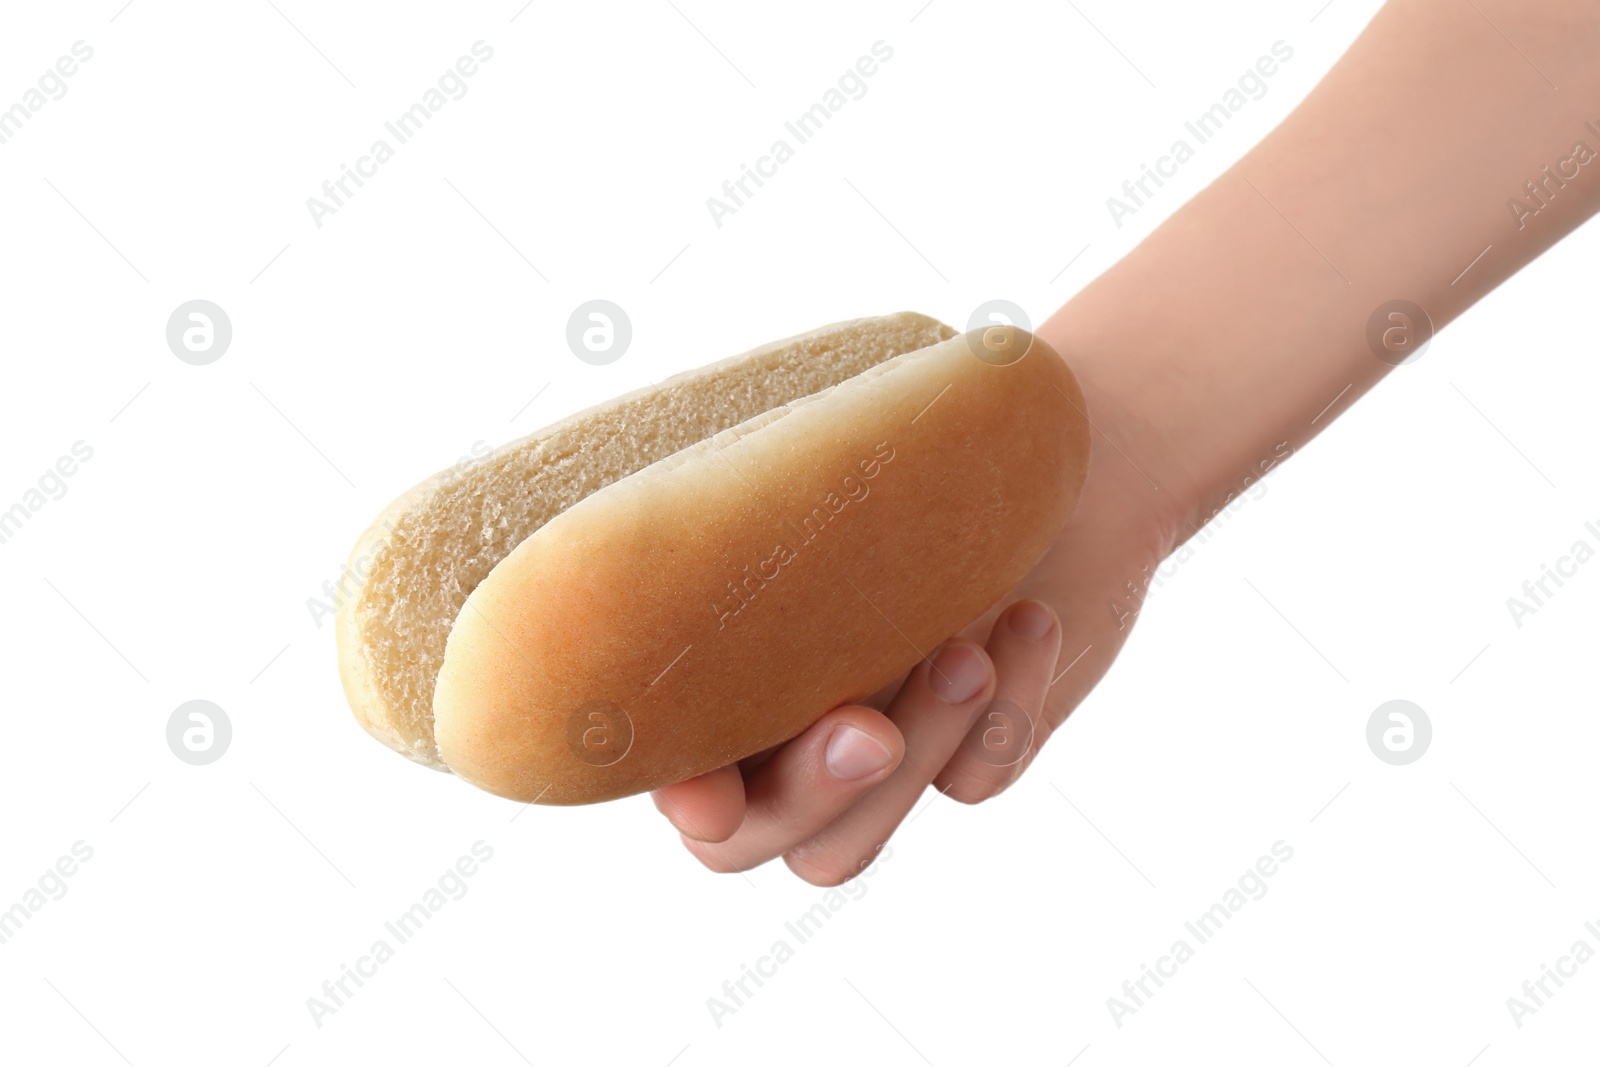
[928,643,988,704]
[1009,599,1055,641]
[825,725,893,781]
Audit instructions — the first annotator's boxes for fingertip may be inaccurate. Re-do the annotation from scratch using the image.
[814,705,905,783]
[652,764,746,843]
[926,639,995,705]
[1005,598,1058,642]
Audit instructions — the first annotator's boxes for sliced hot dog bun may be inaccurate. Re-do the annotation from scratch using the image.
[433,326,1091,804]
[336,312,957,769]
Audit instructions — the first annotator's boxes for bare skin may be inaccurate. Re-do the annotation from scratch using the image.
[654,0,1600,884]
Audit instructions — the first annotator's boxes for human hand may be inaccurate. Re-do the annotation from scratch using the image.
[650,348,1175,884]
[658,0,1600,885]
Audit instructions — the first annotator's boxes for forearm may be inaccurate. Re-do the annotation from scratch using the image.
[1039,0,1600,549]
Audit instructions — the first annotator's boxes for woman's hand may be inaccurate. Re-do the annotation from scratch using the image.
[650,348,1177,884]
[655,0,1600,884]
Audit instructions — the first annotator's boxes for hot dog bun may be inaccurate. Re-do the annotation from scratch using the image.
[337,313,957,769]
[431,324,1090,804]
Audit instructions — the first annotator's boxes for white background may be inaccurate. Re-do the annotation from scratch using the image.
[1,1,1596,1064]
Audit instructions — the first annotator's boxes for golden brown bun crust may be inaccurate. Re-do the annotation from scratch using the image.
[433,328,1091,804]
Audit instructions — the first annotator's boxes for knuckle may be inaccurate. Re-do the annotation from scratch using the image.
[685,838,746,875]
[784,842,865,887]
[936,766,1003,805]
